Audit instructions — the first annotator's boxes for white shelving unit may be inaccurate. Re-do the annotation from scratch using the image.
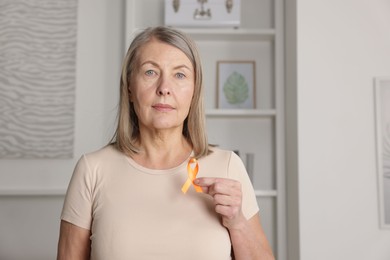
[125,0,286,258]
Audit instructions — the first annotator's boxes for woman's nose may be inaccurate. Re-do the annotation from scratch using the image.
[156,75,171,96]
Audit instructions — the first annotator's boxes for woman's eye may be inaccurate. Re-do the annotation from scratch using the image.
[145,70,155,76]
[176,72,185,79]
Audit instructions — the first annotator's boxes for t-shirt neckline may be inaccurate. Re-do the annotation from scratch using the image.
[124,151,194,175]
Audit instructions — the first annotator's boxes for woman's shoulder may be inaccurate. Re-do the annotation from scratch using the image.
[197,146,244,178]
[205,146,240,161]
[200,146,242,166]
[80,145,125,165]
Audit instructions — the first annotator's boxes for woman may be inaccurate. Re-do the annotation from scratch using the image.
[57,26,274,260]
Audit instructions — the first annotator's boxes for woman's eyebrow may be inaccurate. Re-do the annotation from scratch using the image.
[140,61,192,72]
[140,60,159,67]
[173,64,192,71]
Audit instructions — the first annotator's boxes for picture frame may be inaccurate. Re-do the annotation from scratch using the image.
[217,61,256,109]
[374,77,390,229]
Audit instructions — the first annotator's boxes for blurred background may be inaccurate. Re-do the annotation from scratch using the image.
[0,0,389,259]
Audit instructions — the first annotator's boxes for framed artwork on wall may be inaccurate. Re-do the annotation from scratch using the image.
[0,0,77,159]
[374,77,390,229]
[216,61,256,109]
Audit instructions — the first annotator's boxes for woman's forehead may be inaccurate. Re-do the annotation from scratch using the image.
[137,40,193,68]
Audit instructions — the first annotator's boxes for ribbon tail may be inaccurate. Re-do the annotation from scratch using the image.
[194,184,203,193]
[181,179,192,194]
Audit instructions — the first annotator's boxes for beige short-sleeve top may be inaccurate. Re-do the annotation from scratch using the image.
[61,145,259,260]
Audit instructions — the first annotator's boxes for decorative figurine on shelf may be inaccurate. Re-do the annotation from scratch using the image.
[165,0,241,28]
[194,0,212,20]
[226,0,233,13]
[173,0,180,12]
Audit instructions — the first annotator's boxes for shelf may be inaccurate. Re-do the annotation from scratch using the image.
[178,28,276,41]
[205,109,276,117]
[255,190,277,197]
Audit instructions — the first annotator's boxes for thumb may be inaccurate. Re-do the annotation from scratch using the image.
[194,177,216,194]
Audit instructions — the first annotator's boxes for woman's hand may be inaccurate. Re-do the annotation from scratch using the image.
[194,177,246,230]
[194,177,275,260]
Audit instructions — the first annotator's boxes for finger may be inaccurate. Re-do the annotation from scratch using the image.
[212,181,242,199]
[208,181,232,197]
[192,178,214,194]
[194,177,239,189]
[215,204,241,219]
[193,177,218,187]
[214,193,242,205]
[213,193,235,206]
[195,178,241,197]
[196,179,226,197]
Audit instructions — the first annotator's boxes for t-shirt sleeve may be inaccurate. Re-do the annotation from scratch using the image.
[60,155,93,230]
[227,152,259,220]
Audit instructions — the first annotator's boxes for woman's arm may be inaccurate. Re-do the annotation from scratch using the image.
[57,220,91,260]
[229,213,275,260]
[194,177,275,260]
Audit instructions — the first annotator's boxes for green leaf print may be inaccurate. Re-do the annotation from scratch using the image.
[223,71,249,105]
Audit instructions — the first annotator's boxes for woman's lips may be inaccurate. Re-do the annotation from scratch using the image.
[152,103,174,112]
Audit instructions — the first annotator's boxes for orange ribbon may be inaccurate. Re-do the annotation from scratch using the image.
[181,158,203,194]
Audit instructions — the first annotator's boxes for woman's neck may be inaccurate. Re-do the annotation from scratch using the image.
[132,129,192,169]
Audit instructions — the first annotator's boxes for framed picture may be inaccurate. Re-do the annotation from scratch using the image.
[374,77,390,229]
[217,61,256,109]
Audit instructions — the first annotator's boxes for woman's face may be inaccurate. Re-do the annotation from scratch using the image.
[130,39,195,134]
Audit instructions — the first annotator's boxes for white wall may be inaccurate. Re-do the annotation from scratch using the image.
[286,0,390,259]
[0,0,123,259]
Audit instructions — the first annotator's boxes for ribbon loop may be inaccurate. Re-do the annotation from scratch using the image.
[181,158,202,194]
